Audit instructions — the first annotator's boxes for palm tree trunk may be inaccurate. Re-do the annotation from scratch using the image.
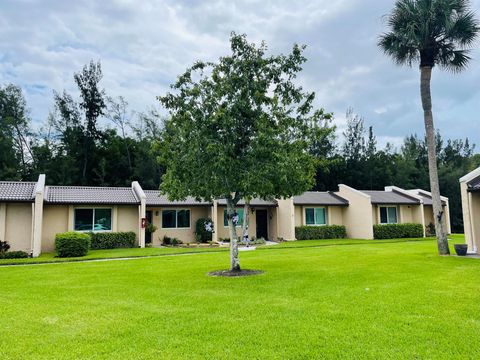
[420,66,449,255]
[226,198,241,271]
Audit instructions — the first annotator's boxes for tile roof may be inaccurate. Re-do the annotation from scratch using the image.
[467,176,480,192]
[144,190,210,206]
[0,181,36,202]
[414,193,446,206]
[44,186,139,205]
[293,192,349,206]
[216,198,278,207]
[361,190,420,205]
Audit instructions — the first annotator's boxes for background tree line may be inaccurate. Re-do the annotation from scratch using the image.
[0,61,478,232]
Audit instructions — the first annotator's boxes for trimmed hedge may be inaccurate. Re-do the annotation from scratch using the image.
[55,232,91,257]
[90,232,136,250]
[295,225,347,240]
[0,251,29,259]
[373,223,424,239]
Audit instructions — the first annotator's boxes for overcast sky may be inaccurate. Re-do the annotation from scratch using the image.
[1,0,480,149]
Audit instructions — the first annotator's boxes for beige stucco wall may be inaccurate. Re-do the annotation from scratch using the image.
[42,205,69,252]
[2,203,33,252]
[215,206,256,241]
[372,204,424,227]
[294,205,302,227]
[148,206,210,245]
[468,193,480,253]
[460,181,476,252]
[213,205,277,241]
[337,185,373,239]
[294,205,344,226]
[423,204,450,235]
[41,204,141,252]
[276,198,295,240]
[117,206,140,241]
[400,205,413,223]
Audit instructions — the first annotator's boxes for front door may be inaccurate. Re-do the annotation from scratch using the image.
[145,210,153,244]
[256,209,268,240]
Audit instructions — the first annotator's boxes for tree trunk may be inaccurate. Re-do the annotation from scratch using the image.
[420,66,449,255]
[241,199,250,245]
[226,197,241,271]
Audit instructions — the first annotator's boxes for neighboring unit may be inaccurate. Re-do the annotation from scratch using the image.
[0,175,451,256]
[460,167,480,254]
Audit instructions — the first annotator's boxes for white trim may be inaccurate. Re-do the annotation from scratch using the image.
[460,167,480,183]
[161,208,192,229]
[408,188,448,202]
[379,205,398,224]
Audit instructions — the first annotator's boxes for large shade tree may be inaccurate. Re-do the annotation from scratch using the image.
[378,0,479,255]
[158,33,333,271]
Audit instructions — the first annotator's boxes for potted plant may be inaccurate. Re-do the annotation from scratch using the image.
[454,244,468,256]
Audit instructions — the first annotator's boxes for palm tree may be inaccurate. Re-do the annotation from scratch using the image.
[379,0,479,255]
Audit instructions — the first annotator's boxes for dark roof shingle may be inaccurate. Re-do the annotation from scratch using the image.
[361,190,420,205]
[45,186,139,205]
[293,192,349,206]
[216,198,277,207]
[145,190,210,206]
[0,181,36,202]
[467,176,480,192]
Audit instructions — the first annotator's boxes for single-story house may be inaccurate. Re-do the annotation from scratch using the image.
[0,175,451,256]
[460,167,480,254]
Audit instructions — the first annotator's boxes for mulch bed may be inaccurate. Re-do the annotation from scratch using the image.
[207,269,265,277]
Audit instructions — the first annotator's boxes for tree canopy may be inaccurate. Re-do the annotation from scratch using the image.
[158,33,334,204]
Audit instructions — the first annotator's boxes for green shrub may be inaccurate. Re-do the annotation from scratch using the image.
[55,232,91,257]
[373,223,424,239]
[1,251,29,259]
[295,225,347,240]
[162,236,182,246]
[195,218,214,243]
[89,232,136,249]
[0,240,11,256]
[425,222,436,237]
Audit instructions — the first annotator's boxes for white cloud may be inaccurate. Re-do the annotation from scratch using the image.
[0,0,479,148]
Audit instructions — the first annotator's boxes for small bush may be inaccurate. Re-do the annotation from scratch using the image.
[90,232,136,249]
[162,236,182,246]
[295,225,347,240]
[162,235,171,245]
[373,223,424,239]
[2,251,29,259]
[195,218,214,243]
[425,222,436,237]
[0,240,11,255]
[55,232,91,257]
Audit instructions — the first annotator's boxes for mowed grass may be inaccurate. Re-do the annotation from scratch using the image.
[0,245,228,266]
[1,235,479,359]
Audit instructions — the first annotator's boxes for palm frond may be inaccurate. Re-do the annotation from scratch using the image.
[379,0,479,71]
[438,48,472,72]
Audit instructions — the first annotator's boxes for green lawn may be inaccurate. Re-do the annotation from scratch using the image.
[1,235,478,359]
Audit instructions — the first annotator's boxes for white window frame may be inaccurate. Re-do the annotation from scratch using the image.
[379,206,398,224]
[73,207,113,232]
[161,209,191,229]
[304,207,328,226]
